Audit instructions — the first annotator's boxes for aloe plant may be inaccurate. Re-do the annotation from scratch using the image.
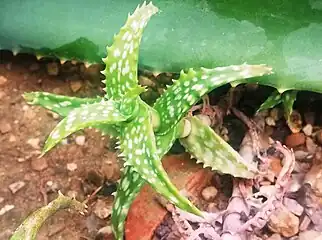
[14,2,274,239]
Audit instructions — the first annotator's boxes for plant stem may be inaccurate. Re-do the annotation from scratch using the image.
[10,191,87,240]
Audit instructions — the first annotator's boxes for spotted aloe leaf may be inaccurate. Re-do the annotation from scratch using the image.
[180,116,257,178]
[119,99,201,215]
[154,64,273,135]
[42,100,130,154]
[282,90,298,120]
[282,90,298,132]
[23,92,120,137]
[10,191,87,240]
[256,90,298,131]
[111,166,144,240]
[111,124,178,239]
[256,90,282,113]
[101,2,158,99]
[23,92,101,117]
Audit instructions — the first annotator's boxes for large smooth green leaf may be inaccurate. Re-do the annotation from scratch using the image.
[1,0,322,93]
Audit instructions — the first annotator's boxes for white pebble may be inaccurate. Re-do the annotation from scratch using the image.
[265,116,276,126]
[9,181,26,194]
[67,163,78,172]
[22,105,29,111]
[201,186,218,202]
[27,138,40,149]
[0,205,14,216]
[302,124,313,136]
[75,135,86,146]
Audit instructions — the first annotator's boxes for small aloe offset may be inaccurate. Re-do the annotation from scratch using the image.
[19,2,273,239]
[256,90,299,132]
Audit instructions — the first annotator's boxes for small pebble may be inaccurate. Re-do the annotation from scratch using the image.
[303,124,313,136]
[306,137,317,154]
[299,215,312,231]
[270,108,282,121]
[46,181,59,193]
[27,138,40,149]
[9,181,26,194]
[75,135,86,146]
[17,157,26,162]
[265,116,276,126]
[201,186,218,202]
[67,163,78,172]
[69,80,83,92]
[96,226,113,239]
[47,111,60,120]
[285,133,306,148]
[268,206,299,237]
[0,205,14,216]
[304,164,322,196]
[93,199,112,219]
[31,157,48,171]
[268,157,282,177]
[294,150,309,161]
[299,230,322,240]
[9,134,16,142]
[207,202,219,212]
[22,105,29,111]
[0,76,8,85]
[67,190,78,198]
[0,122,12,134]
[47,62,60,76]
[0,197,4,204]
[283,198,304,216]
[139,76,156,88]
[288,110,303,133]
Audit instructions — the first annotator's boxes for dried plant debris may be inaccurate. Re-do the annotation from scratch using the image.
[155,104,322,240]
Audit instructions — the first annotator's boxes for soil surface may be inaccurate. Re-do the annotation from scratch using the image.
[0,51,120,240]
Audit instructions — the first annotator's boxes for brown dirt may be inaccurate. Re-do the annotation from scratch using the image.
[0,51,120,240]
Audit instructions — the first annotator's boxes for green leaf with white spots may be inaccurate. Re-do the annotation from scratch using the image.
[23,92,101,117]
[180,116,258,178]
[23,92,120,137]
[42,100,130,154]
[111,166,144,240]
[119,86,147,115]
[119,99,202,216]
[282,90,298,121]
[154,64,273,135]
[256,90,282,113]
[282,90,298,132]
[112,126,179,240]
[101,2,158,99]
